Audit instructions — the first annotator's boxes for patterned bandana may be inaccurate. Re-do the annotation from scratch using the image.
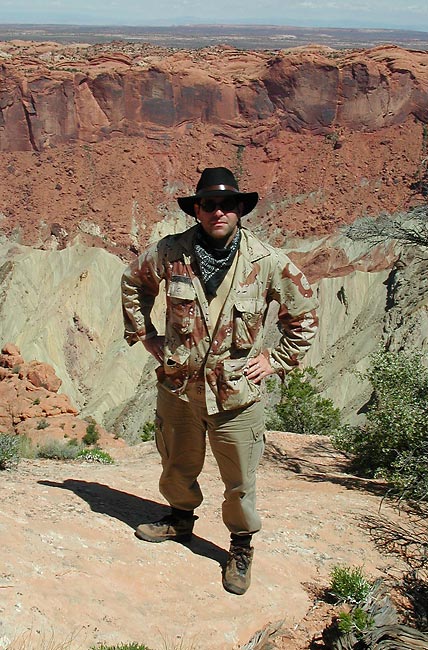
[194,225,241,296]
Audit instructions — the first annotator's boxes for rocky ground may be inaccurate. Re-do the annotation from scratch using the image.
[0,432,415,650]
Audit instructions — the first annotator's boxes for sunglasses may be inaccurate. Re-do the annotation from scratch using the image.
[199,197,238,213]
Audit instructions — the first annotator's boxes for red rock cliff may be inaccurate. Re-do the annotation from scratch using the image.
[1,43,427,151]
[0,42,426,253]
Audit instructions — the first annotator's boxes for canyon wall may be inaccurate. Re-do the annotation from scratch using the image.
[0,44,426,254]
[0,230,425,438]
[1,44,427,151]
[0,42,427,435]
[0,240,148,437]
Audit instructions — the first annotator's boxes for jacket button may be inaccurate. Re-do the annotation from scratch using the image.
[204,336,210,342]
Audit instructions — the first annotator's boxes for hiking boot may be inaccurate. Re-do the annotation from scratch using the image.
[222,545,254,595]
[135,514,196,543]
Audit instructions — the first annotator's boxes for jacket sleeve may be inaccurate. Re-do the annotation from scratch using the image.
[121,242,164,346]
[267,250,319,377]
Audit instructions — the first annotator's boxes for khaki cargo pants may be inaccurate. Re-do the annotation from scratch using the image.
[154,382,265,535]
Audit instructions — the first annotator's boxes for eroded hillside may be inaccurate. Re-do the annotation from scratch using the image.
[0,42,426,254]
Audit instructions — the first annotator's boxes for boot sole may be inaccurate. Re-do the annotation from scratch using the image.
[135,529,193,543]
[222,578,249,595]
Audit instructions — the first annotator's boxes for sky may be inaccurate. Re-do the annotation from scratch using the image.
[0,0,427,32]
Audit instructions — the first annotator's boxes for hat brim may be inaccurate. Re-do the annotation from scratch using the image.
[177,190,259,218]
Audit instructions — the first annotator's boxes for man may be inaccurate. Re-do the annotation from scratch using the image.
[121,167,318,595]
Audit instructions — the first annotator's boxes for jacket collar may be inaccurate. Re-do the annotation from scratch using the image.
[179,225,270,263]
[239,227,271,263]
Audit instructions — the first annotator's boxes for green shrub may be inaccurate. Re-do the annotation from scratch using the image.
[77,448,114,464]
[333,350,428,497]
[337,608,374,636]
[329,565,373,605]
[266,367,341,435]
[36,418,50,430]
[18,435,37,459]
[0,433,20,469]
[389,441,428,501]
[140,420,155,442]
[36,439,81,460]
[82,421,100,446]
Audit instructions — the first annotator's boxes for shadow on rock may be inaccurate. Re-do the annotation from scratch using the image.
[297,471,389,497]
[263,440,388,497]
[38,479,228,566]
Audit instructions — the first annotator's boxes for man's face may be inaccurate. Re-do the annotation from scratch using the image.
[194,195,242,247]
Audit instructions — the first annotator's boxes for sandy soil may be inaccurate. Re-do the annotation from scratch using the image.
[0,432,412,650]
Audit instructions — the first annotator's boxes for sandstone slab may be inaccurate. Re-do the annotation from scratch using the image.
[0,433,409,650]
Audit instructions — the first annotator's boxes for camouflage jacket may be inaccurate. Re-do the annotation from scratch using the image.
[121,225,319,414]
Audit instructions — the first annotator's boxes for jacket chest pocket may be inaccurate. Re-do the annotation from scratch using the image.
[167,276,197,335]
[233,298,265,349]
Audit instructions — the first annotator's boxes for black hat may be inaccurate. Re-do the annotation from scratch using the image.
[177,167,259,218]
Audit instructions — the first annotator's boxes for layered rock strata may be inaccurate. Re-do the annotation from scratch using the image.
[0,342,122,446]
[0,44,427,151]
[0,234,426,435]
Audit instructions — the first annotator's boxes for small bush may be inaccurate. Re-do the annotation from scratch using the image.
[266,367,341,435]
[389,441,428,501]
[36,418,50,430]
[332,350,428,498]
[18,435,37,459]
[329,565,373,605]
[0,433,20,469]
[36,439,81,460]
[337,608,374,636]
[83,421,100,446]
[140,420,155,442]
[77,448,114,464]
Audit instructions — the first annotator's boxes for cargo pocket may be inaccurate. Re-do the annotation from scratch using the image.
[232,298,265,349]
[154,412,169,461]
[248,425,265,475]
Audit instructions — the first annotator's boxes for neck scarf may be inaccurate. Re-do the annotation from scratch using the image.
[194,225,241,296]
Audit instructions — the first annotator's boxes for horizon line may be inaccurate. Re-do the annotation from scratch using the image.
[0,22,427,34]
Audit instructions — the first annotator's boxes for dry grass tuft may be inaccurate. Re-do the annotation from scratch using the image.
[5,628,87,650]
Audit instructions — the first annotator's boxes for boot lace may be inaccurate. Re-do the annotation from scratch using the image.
[230,546,252,571]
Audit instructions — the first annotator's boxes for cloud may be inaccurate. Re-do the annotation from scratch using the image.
[1,0,427,30]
